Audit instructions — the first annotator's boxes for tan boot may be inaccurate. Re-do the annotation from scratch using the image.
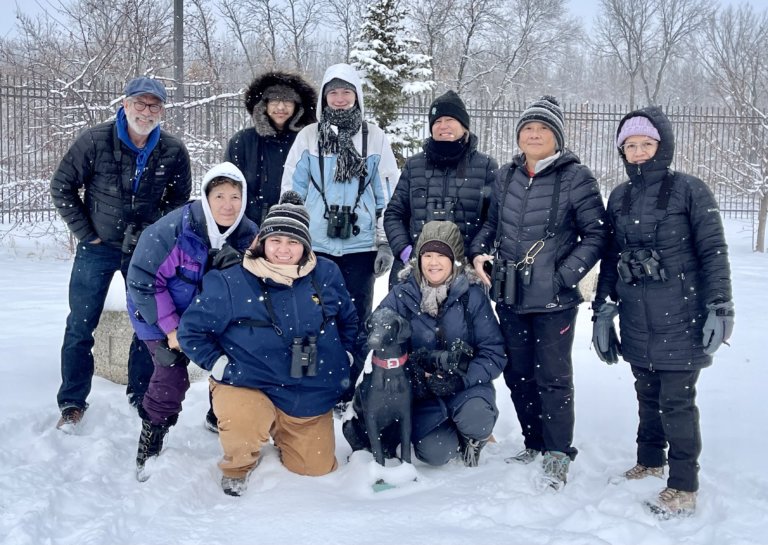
[645,487,697,519]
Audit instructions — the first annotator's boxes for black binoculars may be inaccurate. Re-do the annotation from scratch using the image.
[121,223,142,255]
[290,336,318,378]
[488,259,517,305]
[327,205,359,239]
[617,249,668,283]
[425,199,456,223]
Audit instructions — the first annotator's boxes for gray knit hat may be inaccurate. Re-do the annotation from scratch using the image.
[258,191,311,253]
[515,95,565,151]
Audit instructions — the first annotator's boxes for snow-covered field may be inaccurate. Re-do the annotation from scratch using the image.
[0,219,765,545]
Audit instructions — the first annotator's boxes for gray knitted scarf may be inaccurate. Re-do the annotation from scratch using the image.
[420,276,452,317]
[318,106,367,183]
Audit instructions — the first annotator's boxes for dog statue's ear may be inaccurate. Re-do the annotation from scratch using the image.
[395,315,411,344]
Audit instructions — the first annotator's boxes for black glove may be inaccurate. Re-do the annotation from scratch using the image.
[210,244,243,270]
[154,343,189,368]
[702,300,734,355]
[592,302,621,364]
[426,373,464,397]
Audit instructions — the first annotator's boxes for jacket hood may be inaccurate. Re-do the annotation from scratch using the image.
[616,105,675,179]
[244,71,317,137]
[318,63,365,116]
[403,220,466,285]
[200,161,248,250]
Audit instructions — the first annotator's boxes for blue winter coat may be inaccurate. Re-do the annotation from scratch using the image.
[126,200,258,340]
[377,271,506,439]
[177,257,359,417]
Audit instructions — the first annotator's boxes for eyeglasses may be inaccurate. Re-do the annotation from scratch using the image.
[620,141,658,154]
[267,99,294,106]
[130,99,163,113]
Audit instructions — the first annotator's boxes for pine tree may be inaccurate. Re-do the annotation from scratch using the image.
[350,0,434,165]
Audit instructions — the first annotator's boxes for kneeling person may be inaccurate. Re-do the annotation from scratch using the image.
[344,221,506,466]
[178,192,358,496]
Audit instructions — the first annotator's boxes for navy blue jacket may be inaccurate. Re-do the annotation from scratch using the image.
[177,257,359,417]
[377,271,506,438]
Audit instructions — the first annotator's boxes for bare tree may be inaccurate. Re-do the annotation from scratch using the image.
[326,0,367,61]
[593,0,711,108]
[276,0,323,72]
[698,4,768,251]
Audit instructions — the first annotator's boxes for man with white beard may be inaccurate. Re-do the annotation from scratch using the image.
[50,77,191,433]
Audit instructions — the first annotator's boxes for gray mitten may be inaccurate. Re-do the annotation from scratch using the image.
[374,243,394,277]
[591,302,621,364]
[702,300,734,355]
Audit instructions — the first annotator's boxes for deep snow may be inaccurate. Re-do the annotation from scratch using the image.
[0,218,766,545]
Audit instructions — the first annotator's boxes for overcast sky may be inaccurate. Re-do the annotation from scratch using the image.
[0,0,603,42]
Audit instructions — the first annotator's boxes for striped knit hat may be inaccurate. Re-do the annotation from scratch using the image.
[258,191,311,252]
[515,95,565,151]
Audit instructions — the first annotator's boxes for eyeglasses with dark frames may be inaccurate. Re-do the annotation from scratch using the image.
[130,99,163,114]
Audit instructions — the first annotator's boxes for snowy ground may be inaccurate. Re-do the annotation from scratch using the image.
[0,219,766,545]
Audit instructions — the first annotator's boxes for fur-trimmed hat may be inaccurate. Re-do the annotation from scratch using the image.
[516,95,566,151]
[429,90,470,130]
[244,72,317,137]
[258,191,312,253]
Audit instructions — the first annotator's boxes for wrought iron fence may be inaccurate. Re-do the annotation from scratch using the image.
[1,75,761,224]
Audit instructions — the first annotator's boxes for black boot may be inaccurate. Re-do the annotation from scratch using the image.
[460,436,489,467]
[136,419,169,474]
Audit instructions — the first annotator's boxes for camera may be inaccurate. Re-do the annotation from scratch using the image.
[426,198,455,223]
[121,223,142,255]
[290,336,318,378]
[326,205,358,239]
[490,259,517,305]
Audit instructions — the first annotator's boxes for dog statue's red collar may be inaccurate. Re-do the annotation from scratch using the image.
[371,354,409,369]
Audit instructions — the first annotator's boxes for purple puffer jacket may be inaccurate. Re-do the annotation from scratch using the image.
[126,200,258,340]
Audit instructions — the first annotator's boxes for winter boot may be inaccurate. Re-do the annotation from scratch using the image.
[221,475,248,497]
[56,406,85,433]
[505,447,540,465]
[204,409,218,434]
[645,487,697,519]
[461,436,489,467]
[538,450,570,490]
[136,419,169,476]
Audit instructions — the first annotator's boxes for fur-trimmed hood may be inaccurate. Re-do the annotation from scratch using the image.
[244,71,317,138]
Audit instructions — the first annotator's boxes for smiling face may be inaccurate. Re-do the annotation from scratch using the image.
[420,251,453,286]
[122,93,163,144]
[207,181,243,227]
[325,87,357,110]
[266,99,296,130]
[431,116,466,142]
[264,235,304,266]
[622,135,659,165]
[518,121,557,165]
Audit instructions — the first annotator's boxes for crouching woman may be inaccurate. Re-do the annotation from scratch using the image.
[345,221,506,466]
[178,192,358,496]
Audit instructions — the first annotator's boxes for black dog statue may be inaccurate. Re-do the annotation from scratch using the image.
[345,307,413,466]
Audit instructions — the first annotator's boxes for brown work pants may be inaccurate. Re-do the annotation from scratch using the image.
[210,380,337,479]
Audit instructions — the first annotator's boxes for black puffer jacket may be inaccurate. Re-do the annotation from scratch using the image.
[470,150,608,313]
[225,72,317,224]
[384,133,497,257]
[595,106,732,370]
[50,119,191,248]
